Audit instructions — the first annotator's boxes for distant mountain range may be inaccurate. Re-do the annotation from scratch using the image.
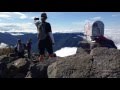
[0,32,85,52]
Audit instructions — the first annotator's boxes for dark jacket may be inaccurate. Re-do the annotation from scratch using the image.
[94,36,117,49]
[36,22,52,40]
[26,42,32,50]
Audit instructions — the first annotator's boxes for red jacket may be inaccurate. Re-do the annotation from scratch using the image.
[95,35,117,49]
[95,35,109,43]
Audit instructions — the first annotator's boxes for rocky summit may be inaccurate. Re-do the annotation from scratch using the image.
[0,40,120,78]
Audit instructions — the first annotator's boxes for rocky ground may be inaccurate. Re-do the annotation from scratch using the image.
[48,47,120,78]
[0,53,57,78]
[0,40,120,78]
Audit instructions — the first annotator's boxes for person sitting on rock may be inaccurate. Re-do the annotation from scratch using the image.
[15,39,25,58]
[26,39,32,59]
[90,35,117,49]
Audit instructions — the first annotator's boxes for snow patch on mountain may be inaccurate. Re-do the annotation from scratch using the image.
[55,47,77,57]
[0,43,8,48]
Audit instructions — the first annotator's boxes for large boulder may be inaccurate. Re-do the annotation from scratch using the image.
[30,63,48,78]
[76,47,89,55]
[0,55,9,63]
[0,55,19,78]
[90,47,120,78]
[0,54,18,64]
[7,58,30,78]
[48,47,120,78]
[47,53,93,78]
[0,62,8,78]
[0,47,14,56]
[29,57,57,78]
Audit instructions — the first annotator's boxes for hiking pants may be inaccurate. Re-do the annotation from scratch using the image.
[27,49,31,58]
[38,36,53,55]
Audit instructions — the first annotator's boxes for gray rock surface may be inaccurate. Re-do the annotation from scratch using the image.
[29,57,57,78]
[90,47,120,78]
[48,49,93,78]
[48,47,120,78]
[0,40,120,78]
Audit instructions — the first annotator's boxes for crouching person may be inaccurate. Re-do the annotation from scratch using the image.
[90,35,117,49]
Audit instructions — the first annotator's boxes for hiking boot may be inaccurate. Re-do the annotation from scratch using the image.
[49,53,57,58]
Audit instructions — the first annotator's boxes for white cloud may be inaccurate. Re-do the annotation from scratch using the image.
[104,28,120,50]
[30,16,35,19]
[116,44,120,49]
[52,20,86,33]
[0,13,103,34]
[90,16,102,21]
[9,32,24,36]
[0,14,11,18]
[0,22,36,33]
[112,14,120,17]
[69,19,93,33]
[0,12,12,19]
[13,12,28,19]
[52,18,101,33]
[0,12,28,19]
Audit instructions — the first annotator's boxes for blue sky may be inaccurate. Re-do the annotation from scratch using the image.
[0,12,120,34]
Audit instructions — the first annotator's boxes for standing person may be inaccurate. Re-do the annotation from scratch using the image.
[14,39,25,58]
[26,39,32,59]
[34,12,55,61]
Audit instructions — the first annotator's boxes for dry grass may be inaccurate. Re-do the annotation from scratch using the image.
[0,47,14,56]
